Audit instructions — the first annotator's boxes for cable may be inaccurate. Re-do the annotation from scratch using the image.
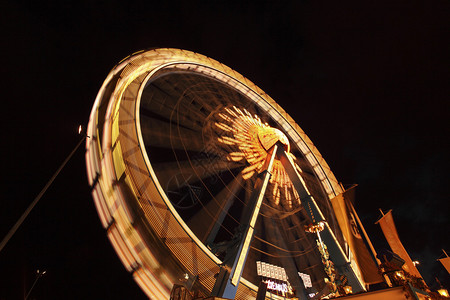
[0,132,87,254]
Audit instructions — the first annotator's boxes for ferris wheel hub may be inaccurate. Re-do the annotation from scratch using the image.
[257,126,290,153]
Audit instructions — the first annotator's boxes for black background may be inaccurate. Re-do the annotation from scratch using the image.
[0,1,449,299]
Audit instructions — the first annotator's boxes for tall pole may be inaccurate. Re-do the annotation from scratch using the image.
[0,131,87,254]
[24,270,46,300]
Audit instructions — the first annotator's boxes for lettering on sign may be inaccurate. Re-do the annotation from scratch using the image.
[266,280,288,293]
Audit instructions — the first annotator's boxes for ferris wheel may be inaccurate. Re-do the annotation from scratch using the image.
[85,48,366,299]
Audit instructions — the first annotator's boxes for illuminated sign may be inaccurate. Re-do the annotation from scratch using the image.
[282,268,287,281]
[256,261,288,281]
[266,280,288,293]
[257,261,295,296]
[298,272,312,288]
[262,262,267,277]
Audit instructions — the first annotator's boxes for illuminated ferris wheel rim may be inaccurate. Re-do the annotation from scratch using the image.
[85,48,345,299]
[89,48,342,199]
[135,62,337,245]
[130,51,342,197]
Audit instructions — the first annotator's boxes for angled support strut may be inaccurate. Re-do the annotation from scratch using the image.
[212,144,279,299]
[277,148,365,293]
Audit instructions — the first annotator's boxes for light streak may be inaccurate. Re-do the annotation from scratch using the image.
[231,145,277,286]
[213,106,303,210]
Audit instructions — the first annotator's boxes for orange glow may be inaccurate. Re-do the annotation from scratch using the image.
[438,289,449,297]
[395,271,405,280]
[214,106,303,210]
[305,221,325,233]
[343,285,352,294]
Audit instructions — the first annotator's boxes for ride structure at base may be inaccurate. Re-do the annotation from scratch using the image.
[85,48,382,299]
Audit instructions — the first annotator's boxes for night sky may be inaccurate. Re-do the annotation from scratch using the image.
[1,1,449,299]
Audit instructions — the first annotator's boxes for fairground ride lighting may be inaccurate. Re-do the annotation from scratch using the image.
[215,106,303,210]
[438,289,449,297]
[395,271,405,280]
[266,280,288,293]
[343,285,352,294]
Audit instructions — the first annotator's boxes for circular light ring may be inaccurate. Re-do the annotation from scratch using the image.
[85,48,343,299]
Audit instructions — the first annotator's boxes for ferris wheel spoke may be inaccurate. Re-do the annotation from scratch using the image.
[153,158,244,192]
[141,97,204,133]
[187,174,244,244]
[176,100,210,124]
[174,109,206,132]
[140,116,204,152]
[141,104,203,133]
[279,213,325,283]
[261,216,307,291]
[188,93,222,113]
[142,80,218,133]
[242,175,253,208]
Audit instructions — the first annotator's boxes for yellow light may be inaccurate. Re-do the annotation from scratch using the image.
[213,106,303,210]
[305,222,326,233]
[344,285,352,294]
[231,227,254,285]
[395,271,405,279]
[438,289,449,297]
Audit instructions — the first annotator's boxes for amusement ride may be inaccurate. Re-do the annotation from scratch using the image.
[85,48,382,299]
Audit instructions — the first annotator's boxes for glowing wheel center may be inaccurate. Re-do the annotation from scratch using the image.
[210,106,302,210]
[257,126,290,153]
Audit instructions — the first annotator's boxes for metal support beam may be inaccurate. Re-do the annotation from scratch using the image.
[277,148,365,293]
[205,175,242,246]
[212,145,279,299]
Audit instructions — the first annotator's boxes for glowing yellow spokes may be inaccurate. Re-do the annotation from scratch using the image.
[214,106,302,210]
